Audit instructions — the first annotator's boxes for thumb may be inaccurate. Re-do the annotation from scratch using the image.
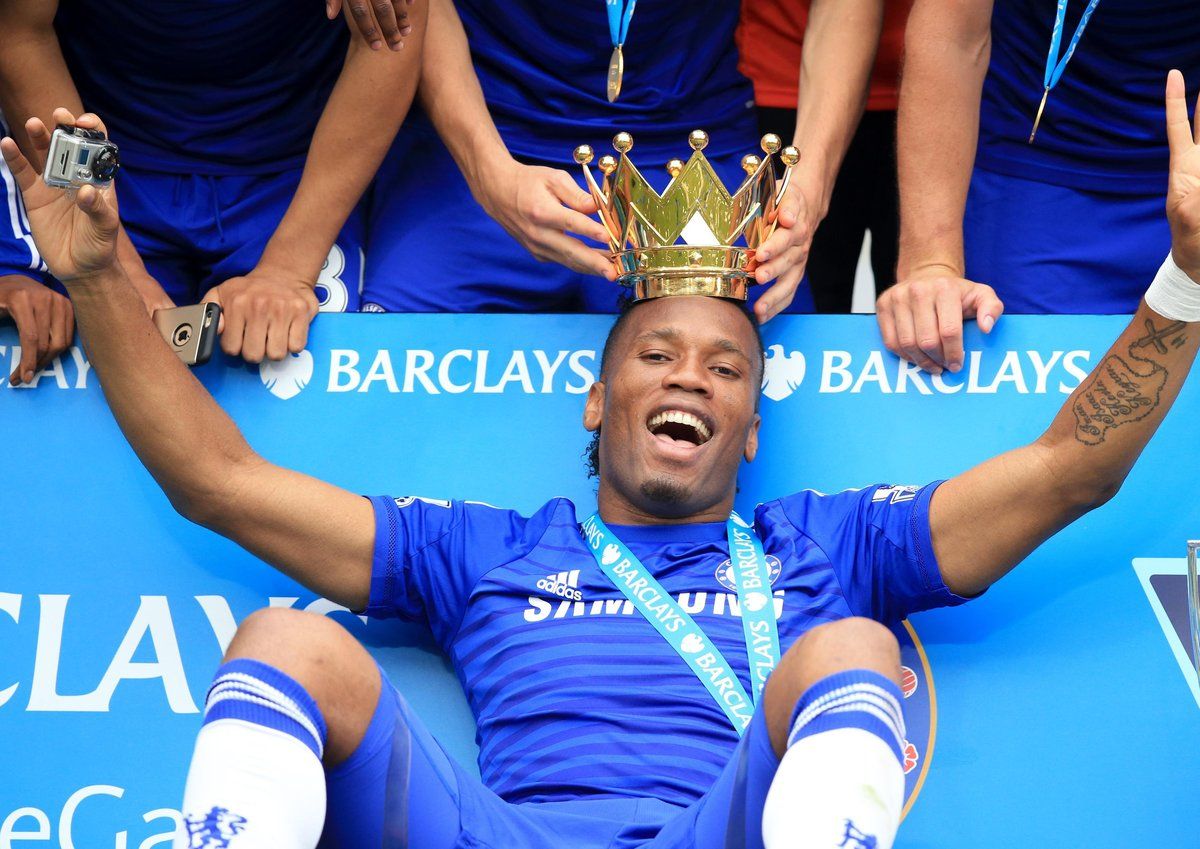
[200,287,226,333]
[773,185,802,228]
[75,185,118,230]
[962,281,1004,333]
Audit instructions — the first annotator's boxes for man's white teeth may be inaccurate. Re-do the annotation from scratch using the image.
[647,410,712,442]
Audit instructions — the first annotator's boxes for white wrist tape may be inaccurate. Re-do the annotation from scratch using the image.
[1145,253,1200,322]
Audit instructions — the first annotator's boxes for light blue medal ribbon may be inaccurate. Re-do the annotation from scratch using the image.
[1030,0,1101,143]
[581,512,782,734]
[604,0,637,102]
[726,512,782,698]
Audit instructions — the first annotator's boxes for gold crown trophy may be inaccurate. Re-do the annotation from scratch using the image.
[573,131,799,301]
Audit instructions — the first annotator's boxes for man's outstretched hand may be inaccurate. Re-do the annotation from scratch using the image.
[0,110,119,284]
[20,109,176,319]
[1165,69,1200,281]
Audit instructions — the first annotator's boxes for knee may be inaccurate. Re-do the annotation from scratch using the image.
[796,617,900,682]
[221,608,383,766]
[774,617,901,700]
[226,608,361,674]
[764,618,901,756]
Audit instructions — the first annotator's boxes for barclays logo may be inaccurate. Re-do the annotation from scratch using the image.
[763,344,807,401]
[259,351,314,400]
[327,348,597,395]
[760,347,1094,400]
[253,348,597,399]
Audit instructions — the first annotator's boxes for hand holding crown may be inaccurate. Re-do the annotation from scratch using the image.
[573,130,801,313]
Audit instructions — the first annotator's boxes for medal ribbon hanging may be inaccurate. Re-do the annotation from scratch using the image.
[605,0,637,102]
[1030,0,1101,143]
[581,512,782,735]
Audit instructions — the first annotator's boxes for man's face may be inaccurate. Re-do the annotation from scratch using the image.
[584,297,762,520]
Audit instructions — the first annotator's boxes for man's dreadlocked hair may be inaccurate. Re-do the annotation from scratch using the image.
[584,296,766,479]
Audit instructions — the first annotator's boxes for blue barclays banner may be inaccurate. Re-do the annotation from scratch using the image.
[1,314,1197,847]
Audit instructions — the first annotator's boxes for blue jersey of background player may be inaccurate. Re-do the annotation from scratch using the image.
[14,99,1200,845]
[0,137,73,386]
[0,0,422,364]
[355,0,885,321]
[875,0,1200,377]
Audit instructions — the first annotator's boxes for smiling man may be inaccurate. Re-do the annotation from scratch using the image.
[6,77,1200,849]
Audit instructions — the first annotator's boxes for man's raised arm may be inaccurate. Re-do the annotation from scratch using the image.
[929,71,1200,598]
[0,111,374,611]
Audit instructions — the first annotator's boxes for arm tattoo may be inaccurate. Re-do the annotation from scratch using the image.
[1072,318,1188,445]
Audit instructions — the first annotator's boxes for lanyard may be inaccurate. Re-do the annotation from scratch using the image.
[604,0,637,102]
[581,513,782,734]
[1030,0,1101,143]
[606,0,636,51]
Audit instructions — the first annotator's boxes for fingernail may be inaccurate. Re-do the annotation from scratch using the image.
[758,250,771,262]
[401,25,412,35]
[949,361,962,373]
[391,40,405,50]
[24,370,33,382]
[371,39,383,50]
[980,315,995,332]
[930,366,943,375]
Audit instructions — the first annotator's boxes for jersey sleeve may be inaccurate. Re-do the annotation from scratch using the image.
[0,150,49,282]
[772,482,971,623]
[364,495,553,644]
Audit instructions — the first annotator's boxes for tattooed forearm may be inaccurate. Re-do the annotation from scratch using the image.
[1071,357,1163,444]
[1072,318,1188,445]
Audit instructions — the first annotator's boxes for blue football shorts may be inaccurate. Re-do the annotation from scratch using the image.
[963,167,1169,314]
[113,164,364,310]
[362,128,814,315]
[319,665,781,849]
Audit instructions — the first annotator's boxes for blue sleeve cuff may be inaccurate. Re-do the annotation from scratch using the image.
[0,268,50,285]
[363,495,403,620]
[908,480,976,610]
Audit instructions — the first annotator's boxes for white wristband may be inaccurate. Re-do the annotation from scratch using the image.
[1145,253,1200,322]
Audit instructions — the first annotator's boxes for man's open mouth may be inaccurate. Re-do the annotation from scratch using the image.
[646,410,713,447]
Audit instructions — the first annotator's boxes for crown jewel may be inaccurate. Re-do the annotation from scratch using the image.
[574,131,799,300]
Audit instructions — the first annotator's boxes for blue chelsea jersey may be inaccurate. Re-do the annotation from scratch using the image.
[365,484,967,807]
[53,0,348,174]
[978,0,1200,194]
[447,0,758,163]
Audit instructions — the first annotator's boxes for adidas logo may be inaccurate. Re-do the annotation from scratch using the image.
[536,569,584,602]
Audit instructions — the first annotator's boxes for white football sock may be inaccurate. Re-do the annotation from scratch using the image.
[174,659,328,849]
[762,670,906,849]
